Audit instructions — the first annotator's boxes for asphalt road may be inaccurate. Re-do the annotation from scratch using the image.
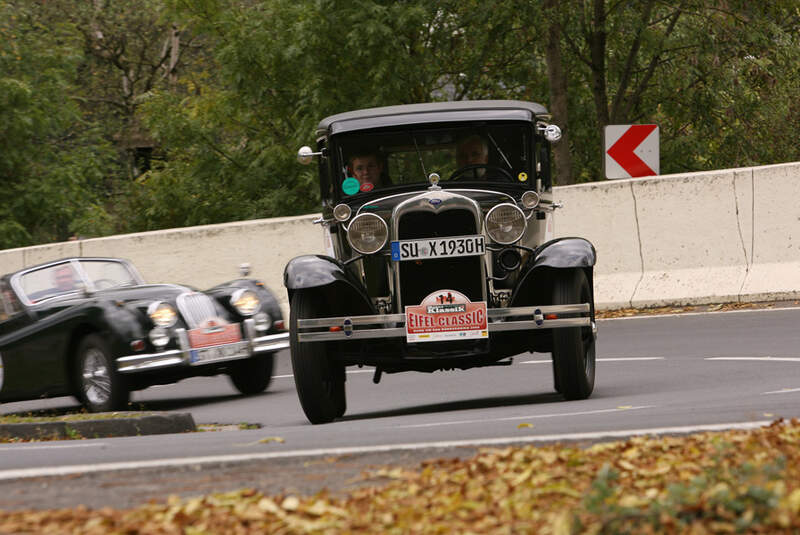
[2,307,800,477]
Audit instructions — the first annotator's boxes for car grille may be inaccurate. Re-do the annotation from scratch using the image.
[397,209,483,307]
[176,292,218,329]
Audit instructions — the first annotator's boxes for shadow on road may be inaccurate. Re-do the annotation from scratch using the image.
[339,391,564,422]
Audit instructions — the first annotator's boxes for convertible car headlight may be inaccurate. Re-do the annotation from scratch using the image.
[486,203,526,245]
[147,301,177,328]
[231,289,260,316]
[347,213,388,254]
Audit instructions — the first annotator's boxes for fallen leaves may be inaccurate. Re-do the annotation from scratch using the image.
[1,419,800,533]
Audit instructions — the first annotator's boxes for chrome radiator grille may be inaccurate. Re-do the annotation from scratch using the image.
[176,292,218,329]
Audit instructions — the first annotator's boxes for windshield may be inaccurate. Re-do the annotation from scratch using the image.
[331,123,532,199]
[18,260,141,303]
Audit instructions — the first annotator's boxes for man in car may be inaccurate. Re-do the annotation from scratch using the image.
[456,134,489,178]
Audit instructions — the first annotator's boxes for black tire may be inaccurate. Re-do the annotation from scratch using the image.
[551,269,595,400]
[228,353,275,395]
[290,289,347,424]
[75,334,129,412]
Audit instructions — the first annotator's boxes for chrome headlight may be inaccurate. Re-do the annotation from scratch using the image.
[147,301,177,328]
[521,191,540,209]
[347,213,388,254]
[485,203,526,245]
[231,289,260,316]
[333,203,352,222]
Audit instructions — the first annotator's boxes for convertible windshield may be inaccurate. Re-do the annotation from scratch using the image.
[333,123,531,198]
[18,260,141,303]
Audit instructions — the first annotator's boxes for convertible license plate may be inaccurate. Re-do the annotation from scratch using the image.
[391,235,485,261]
[190,341,250,365]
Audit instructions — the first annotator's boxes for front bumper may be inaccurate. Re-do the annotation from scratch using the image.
[297,303,592,342]
[117,318,290,374]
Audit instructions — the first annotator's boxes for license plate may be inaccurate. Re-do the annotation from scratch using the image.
[391,235,485,261]
[190,341,250,365]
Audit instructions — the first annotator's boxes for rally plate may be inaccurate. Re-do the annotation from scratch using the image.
[405,290,488,343]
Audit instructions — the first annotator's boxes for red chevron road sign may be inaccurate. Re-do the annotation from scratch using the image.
[604,124,659,179]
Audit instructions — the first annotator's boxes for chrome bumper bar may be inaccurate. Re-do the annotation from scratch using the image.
[117,319,290,374]
[297,303,591,342]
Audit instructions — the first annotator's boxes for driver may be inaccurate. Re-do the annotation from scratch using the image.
[455,135,489,178]
[348,151,387,188]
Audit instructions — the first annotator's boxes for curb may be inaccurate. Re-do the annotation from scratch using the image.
[0,412,196,440]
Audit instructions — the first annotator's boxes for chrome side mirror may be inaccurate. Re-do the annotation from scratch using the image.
[537,123,562,143]
[297,146,323,165]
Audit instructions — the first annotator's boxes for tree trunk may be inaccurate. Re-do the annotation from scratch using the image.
[588,0,609,128]
[544,0,574,185]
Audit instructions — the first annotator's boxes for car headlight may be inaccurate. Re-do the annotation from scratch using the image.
[347,213,388,254]
[231,289,260,316]
[485,203,526,244]
[147,301,177,328]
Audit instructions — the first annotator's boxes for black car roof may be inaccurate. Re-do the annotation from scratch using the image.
[317,100,550,136]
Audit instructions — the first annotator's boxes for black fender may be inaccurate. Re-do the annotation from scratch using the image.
[511,237,596,308]
[284,255,374,315]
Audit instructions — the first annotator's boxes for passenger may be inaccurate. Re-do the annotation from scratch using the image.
[456,134,489,176]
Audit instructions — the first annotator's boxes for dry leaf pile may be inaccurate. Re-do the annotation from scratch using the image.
[2,420,800,534]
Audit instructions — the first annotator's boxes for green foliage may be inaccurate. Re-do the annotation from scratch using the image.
[1,0,799,243]
[0,1,116,248]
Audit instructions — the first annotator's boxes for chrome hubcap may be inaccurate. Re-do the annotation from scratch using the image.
[82,348,111,406]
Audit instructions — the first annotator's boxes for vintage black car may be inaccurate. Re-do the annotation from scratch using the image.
[287,100,596,424]
[0,257,288,412]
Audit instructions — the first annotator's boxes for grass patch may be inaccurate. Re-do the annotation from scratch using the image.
[0,411,158,425]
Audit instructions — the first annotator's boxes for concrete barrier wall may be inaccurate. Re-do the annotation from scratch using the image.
[556,161,800,308]
[1,161,799,313]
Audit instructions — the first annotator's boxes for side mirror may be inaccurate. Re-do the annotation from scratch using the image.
[537,123,562,143]
[297,146,323,165]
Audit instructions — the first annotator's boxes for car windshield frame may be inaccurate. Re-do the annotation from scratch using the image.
[10,259,145,306]
[326,121,536,203]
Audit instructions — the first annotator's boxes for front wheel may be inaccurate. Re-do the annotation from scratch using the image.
[551,269,595,400]
[75,334,129,412]
[228,353,275,395]
[290,290,347,424]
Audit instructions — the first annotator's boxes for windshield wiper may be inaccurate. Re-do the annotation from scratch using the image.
[411,133,427,179]
[487,133,512,170]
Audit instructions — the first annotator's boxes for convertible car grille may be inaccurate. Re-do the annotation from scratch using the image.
[176,292,218,329]
[397,209,483,307]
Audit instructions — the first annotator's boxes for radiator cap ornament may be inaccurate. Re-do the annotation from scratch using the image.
[427,172,441,190]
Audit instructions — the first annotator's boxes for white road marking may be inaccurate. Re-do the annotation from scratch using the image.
[762,387,800,395]
[706,357,800,363]
[0,443,107,452]
[522,357,664,364]
[274,369,374,379]
[394,405,654,429]
[0,420,773,482]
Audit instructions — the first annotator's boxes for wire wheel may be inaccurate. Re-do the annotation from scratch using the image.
[76,334,129,412]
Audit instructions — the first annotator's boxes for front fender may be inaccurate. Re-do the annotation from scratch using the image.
[530,237,596,269]
[511,237,596,307]
[284,255,373,313]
